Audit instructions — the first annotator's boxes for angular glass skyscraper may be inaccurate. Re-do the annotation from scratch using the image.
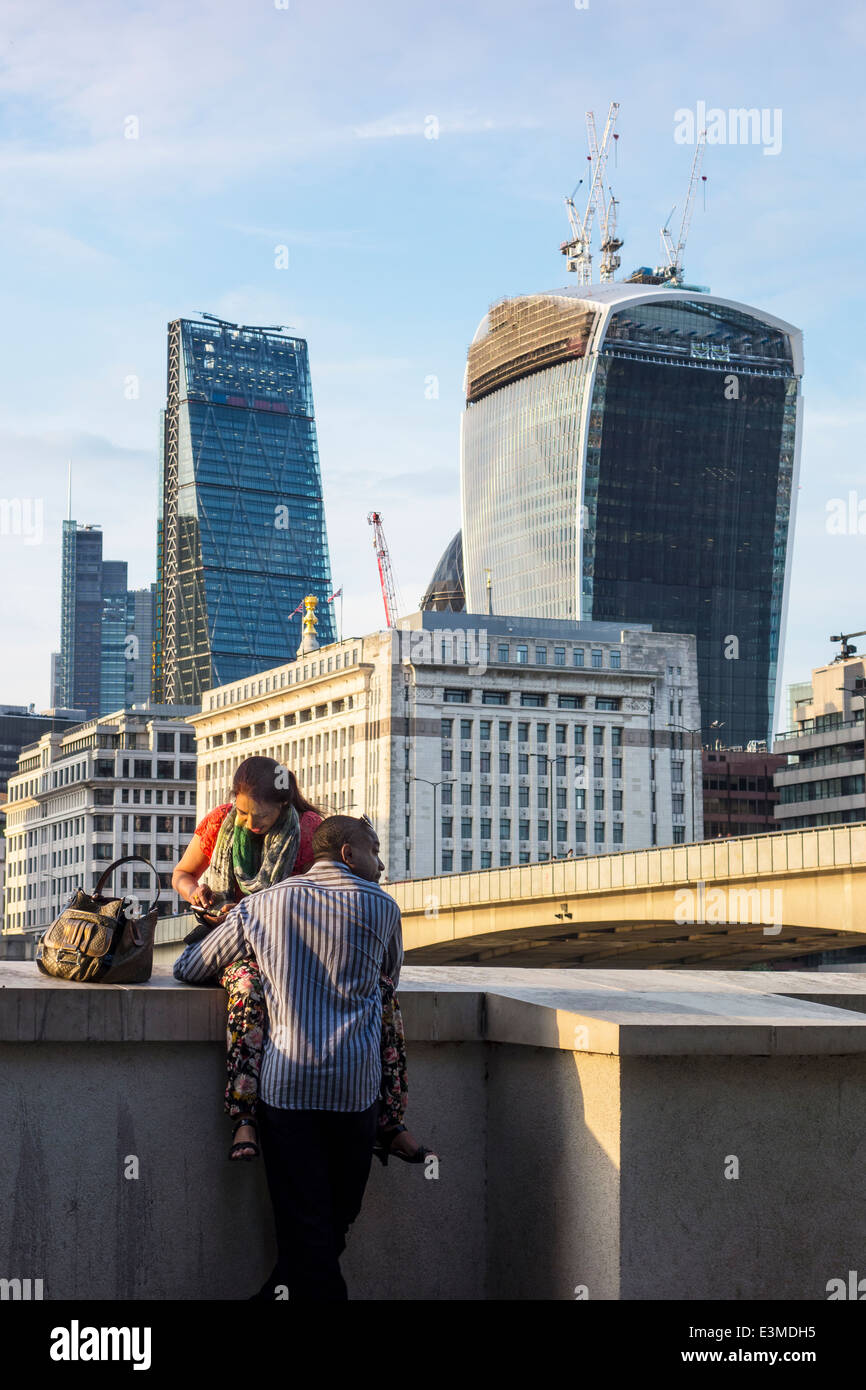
[157,316,335,705]
[461,284,802,746]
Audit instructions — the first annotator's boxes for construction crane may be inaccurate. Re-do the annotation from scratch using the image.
[367,511,401,629]
[830,629,866,661]
[657,130,707,285]
[598,190,623,282]
[560,101,620,285]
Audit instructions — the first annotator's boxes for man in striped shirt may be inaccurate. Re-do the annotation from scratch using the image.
[173,814,403,1300]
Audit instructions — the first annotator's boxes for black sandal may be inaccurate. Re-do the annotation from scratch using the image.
[373,1123,435,1167]
[229,1114,259,1162]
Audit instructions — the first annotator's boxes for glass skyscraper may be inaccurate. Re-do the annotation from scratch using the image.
[460,284,802,746]
[156,316,335,705]
[59,521,105,719]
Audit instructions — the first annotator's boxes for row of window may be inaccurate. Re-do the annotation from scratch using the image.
[209,650,360,711]
[492,644,621,669]
[439,785,621,808]
[441,801,624,838]
[443,689,621,710]
[442,720,623,745]
[441,751,623,778]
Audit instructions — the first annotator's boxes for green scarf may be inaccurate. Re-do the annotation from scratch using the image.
[201,803,301,905]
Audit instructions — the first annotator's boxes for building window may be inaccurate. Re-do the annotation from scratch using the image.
[441,785,453,806]
[480,786,491,806]
[441,750,453,772]
[461,852,473,872]
[519,821,530,841]
[441,817,453,839]
[538,821,549,843]
[536,755,548,776]
[480,753,491,773]
[444,689,470,703]
[673,794,685,814]
[460,719,472,740]
[537,786,549,808]
[612,758,622,778]
[536,646,547,665]
[574,725,585,746]
[594,757,604,779]
[673,827,685,844]
[594,822,605,844]
[500,818,511,840]
[518,722,529,743]
[442,851,453,871]
[499,752,511,774]
[461,817,473,838]
[461,785,472,806]
[554,647,566,667]
[482,689,508,705]
[575,822,587,843]
[611,727,622,747]
[610,651,621,669]
[575,790,586,810]
[516,645,528,664]
[557,821,568,841]
[498,644,509,663]
[499,721,511,741]
[500,851,512,866]
[591,650,603,669]
[480,818,491,839]
[536,724,548,743]
[593,726,605,746]
[518,754,529,774]
[500,786,511,807]
[480,851,492,869]
[440,718,453,737]
[573,649,585,667]
[519,786,530,808]
[596,698,621,712]
[612,790,623,811]
[460,752,472,772]
[558,695,583,710]
[612,824,624,844]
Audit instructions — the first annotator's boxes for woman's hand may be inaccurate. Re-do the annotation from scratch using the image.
[190,883,215,909]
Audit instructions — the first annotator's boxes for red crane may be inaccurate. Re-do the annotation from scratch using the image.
[367,510,401,628]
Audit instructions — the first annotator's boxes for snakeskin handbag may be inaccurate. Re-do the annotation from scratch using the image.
[35,855,161,984]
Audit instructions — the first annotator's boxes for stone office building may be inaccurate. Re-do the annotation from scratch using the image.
[191,609,701,882]
[3,705,199,934]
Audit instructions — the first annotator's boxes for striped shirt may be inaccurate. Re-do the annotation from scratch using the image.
[172,860,403,1112]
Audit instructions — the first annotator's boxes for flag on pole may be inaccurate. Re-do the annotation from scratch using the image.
[289,598,305,617]
[327,587,343,603]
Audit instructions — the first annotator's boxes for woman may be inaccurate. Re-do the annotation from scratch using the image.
[172,756,430,1167]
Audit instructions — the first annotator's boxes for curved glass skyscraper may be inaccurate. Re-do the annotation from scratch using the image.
[461,284,802,745]
[157,316,335,705]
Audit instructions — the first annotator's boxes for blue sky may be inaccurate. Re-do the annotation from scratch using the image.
[1,0,864,725]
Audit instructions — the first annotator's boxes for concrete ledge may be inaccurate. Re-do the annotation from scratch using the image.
[5,963,866,1299]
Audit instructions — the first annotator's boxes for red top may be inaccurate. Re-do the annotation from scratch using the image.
[195,803,322,886]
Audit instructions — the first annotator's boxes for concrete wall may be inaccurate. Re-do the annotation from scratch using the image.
[6,963,866,1300]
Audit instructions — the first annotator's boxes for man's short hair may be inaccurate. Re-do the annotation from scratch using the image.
[312,815,376,861]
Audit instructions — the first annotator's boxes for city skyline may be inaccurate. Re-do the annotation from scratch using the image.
[1,0,865,721]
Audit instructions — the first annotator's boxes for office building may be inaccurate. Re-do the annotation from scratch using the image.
[156,315,336,706]
[702,746,785,838]
[58,523,149,718]
[0,705,86,795]
[458,283,803,748]
[190,608,701,882]
[3,705,199,934]
[773,655,866,830]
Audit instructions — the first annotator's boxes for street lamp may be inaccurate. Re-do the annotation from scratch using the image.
[408,776,443,879]
[540,751,589,859]
[666,722,723,842]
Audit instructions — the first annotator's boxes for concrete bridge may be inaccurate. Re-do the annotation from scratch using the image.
[387,824,866,969]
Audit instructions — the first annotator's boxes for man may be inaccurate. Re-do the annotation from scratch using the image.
[173,814,403,1301]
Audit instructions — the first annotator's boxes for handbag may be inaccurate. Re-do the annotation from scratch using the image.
[35,855,161,984]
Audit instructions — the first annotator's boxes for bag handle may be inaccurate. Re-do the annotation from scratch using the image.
[94,855,161,917]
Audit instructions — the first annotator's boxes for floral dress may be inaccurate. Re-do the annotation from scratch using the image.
[194,804,407,1132]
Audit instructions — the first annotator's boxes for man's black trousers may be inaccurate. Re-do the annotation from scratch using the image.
[253,1097,379,1301]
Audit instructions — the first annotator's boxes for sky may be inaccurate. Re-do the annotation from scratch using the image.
[1,0,865,725]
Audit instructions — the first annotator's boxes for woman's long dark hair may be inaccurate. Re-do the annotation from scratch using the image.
[232,756,322,817]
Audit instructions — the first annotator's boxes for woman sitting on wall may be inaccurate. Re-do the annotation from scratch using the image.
[172,755,431,1166]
